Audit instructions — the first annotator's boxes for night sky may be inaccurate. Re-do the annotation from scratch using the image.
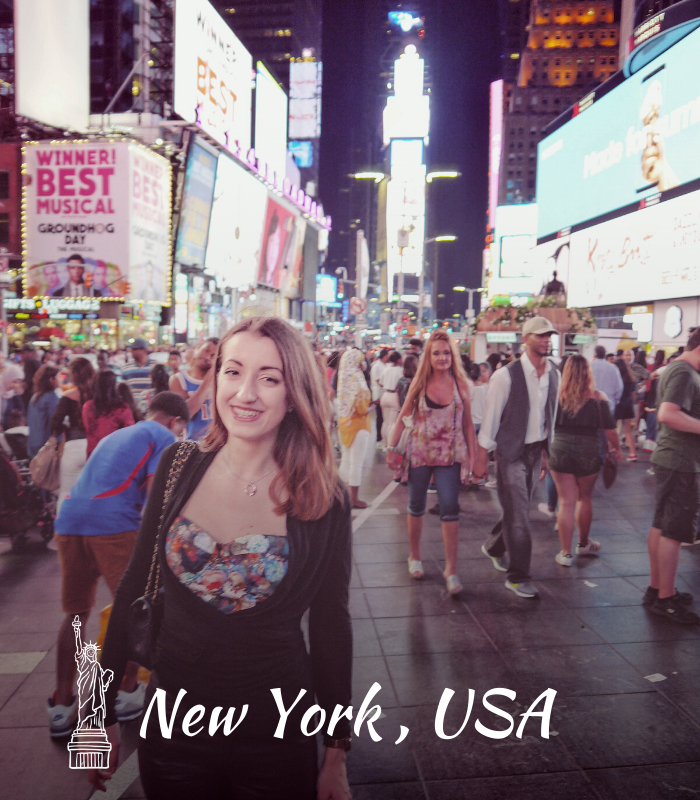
[319,0,501,319]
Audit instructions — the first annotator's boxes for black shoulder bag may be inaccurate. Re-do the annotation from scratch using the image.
[596,397,617,490]
[127,440,197,669]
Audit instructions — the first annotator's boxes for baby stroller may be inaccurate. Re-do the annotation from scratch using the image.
[0,438,54,552]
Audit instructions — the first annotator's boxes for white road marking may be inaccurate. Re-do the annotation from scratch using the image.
[100,751,140,799]
[0,651,47,674]
[352,480,400,533]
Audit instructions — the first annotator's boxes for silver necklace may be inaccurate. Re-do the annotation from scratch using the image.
[221,451,277,497]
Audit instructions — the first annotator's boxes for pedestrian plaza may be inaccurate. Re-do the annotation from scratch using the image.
[1,447,699,799]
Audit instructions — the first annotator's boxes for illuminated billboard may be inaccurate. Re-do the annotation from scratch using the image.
[382,46,430,145]
[316,274,337,304]
[15,0,89,131]
[255,63,289,184]
[537,26,700,239]
[174,0,253,152]
[257,196,297,290]
[489,80,503,230]
[489,204,538,299]
[205,154,268,290]
[566,188,700,307]
[175,138,218,269]
[23,141,171,305]
[289,62,322,140]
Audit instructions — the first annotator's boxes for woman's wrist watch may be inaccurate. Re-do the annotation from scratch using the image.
[323,735,352,751]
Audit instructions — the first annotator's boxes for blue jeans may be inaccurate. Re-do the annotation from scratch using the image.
[645,410,657,442]
[408,463,461,522]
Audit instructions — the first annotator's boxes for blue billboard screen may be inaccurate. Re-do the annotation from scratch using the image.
[536,26,700,239]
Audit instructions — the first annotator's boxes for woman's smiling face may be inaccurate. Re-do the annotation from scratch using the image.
[216,331,287,444]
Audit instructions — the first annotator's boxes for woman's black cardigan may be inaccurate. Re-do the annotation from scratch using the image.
[101,442,353,738]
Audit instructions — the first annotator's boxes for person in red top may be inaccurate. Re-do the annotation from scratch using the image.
[82,370,135,458]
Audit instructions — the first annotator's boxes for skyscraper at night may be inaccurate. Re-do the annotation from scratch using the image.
[498,0,620,205]
[211,1,322,90]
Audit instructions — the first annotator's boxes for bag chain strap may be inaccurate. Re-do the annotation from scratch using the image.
[145,440,197,601]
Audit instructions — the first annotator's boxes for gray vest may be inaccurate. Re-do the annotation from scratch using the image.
[494,359,559,462]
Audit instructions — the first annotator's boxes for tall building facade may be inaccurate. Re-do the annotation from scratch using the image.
[212,0,322,90]
[498,0,620,205]
[498,0,531,84]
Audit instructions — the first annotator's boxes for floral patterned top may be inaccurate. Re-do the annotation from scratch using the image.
[165,516,289,614]
[401,381,469,480]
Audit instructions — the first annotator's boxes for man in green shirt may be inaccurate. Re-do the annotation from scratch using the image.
[646,326,700,624]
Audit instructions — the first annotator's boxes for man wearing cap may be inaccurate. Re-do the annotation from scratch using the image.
[473,316,560,598]
[121,338,153,415]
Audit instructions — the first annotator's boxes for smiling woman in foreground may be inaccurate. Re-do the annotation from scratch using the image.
[94,317,353,800]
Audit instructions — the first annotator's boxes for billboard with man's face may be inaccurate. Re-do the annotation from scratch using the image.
[23,141,172,304]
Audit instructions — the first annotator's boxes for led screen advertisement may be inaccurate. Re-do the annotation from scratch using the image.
[289,61,322,140]
[174,0,253,153]
[256,197,297,290]
[205,154,268,290]
[175,138,218,268]
[128,146,172,304]
[15,0,89,132]
[536,26,700,239]
[255,63,289,184]
[565,189,700,307]
[22,141,172,304]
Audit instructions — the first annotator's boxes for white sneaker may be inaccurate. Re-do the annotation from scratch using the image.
[427,486,437,494]
[538,502,556,519]
[115,682,147,722]
[555,551,573,567]
[485,479,498,489]
[576,540,601,556]
[47,694,78,738]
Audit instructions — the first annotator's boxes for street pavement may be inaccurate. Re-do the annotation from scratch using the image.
[1,432,700,799]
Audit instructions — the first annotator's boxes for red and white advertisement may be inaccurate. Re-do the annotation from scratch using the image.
[23,141,172,304]
[256,197,297,290]
[129,146,172,304]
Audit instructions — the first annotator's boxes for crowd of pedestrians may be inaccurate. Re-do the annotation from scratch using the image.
[0,317,698,800]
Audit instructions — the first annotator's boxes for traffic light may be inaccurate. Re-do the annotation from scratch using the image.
[432,321,439,328]
[84,272,93,288]
[123,281,131,296]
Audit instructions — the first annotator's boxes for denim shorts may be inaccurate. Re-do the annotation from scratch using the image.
[408,463,461,521]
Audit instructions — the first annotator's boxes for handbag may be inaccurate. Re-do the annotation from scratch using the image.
[29,435,64,491]
[595,396,617,489]
[126,440,197,669]
[393,415,414,456]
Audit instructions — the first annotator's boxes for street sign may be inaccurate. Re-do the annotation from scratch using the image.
[349,297,367,315]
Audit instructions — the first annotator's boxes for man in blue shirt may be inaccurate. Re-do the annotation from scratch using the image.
[121,337,153,416]
[47,392,189,738]
[591,345,623,414]
[169,337,219,440]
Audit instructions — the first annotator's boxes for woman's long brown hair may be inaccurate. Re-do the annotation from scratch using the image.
[559,354,595,416]
[403,330,469,416]
[200,316,344,520]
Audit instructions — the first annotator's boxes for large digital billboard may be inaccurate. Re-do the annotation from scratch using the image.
[564,188,700,307]
[289,62,322,140]
[205,155,268,290]
[256,196,297,290]
[537,26,700,239]
[174,0,253,152]
[175,138,218,269]
[22,141,171,304]
[15,0,89,132]
[255,63,289,184]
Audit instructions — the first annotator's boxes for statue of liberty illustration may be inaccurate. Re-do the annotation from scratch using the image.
[68,615,114,769]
